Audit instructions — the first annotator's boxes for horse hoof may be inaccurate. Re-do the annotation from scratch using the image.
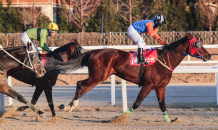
[64,105,70,111]
[66,106,76,113]
[38,110,44,115]
[58,104,65,110]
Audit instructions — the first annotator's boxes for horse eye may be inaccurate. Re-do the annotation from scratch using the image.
[194,41,202,49]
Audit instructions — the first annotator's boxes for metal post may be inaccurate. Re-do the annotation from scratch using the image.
[216,73,218,105]
[101,13,104,34]
[121,79,127,112]
[7,76,13,106]
[0,93,5,115]
[111,75,115,105]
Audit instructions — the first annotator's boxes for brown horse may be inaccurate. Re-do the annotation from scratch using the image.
[46,33,211,122]
[7,42,84,118]
[0,43,46,117]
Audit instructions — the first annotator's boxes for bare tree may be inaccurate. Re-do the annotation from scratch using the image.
[111,0,150,26]
[198,0,217,31]
[19,0,49,29]
[70,0,101,32]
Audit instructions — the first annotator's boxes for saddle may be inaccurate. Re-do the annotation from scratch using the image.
[22,54,47,69]
[129,48,158,66]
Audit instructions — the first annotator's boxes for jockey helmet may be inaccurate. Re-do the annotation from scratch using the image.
[153,14,166,28]
[47,22,59,33]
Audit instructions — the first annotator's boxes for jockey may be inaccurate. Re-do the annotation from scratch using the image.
[127,14,166,65]
[20,22,59,59]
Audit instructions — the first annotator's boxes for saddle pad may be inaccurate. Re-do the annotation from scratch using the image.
[22,54,47,69]
[129,49,158,66]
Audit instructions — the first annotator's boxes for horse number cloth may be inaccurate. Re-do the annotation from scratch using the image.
[129,48,158,66]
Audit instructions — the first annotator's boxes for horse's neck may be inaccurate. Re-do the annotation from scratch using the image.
[53,44,75,61]
[168,43,189,70]
[1,47,26,71]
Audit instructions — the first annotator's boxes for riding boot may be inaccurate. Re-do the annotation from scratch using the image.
[137,48,149,65]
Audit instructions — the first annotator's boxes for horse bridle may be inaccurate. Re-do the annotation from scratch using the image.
[157,36,206,72]
[173,36,207,61]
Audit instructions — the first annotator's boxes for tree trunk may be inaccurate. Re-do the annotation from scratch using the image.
[129,0,132,25]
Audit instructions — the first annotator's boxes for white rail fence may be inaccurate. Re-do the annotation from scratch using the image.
[1,45,218,114]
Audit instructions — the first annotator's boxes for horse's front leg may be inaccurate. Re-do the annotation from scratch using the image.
[110,84,153,123]
[17,86,43,111]
[155,86,171,122]
[43,85,55,117]
[0,84,43,115]
[126,85,153,113]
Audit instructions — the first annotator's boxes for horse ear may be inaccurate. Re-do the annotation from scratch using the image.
[186,33,192,40]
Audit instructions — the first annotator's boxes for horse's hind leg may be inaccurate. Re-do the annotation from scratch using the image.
[155,87,171,122]
[0,84,43,115]
[66,77,99,113]
[17,86,43,111]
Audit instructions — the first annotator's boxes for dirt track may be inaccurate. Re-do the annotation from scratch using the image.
[0,103,218,130]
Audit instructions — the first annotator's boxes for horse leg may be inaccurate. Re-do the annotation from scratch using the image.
[43,85,56,117]
[0,84,43,115]
[155,87,171,122]
[17,86,43,111]
[66,77,99,113]
[110,85,153,123]
[125,85,152,113]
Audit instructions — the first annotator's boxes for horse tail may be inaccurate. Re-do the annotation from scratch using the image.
[45,51,93,71]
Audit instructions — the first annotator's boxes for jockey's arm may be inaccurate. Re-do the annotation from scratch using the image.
[145,22,159,36]
[153,34,165,45]
[146,22,165,45]
[40,35,50,52]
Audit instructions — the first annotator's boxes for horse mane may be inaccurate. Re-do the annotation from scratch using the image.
[156,36,188,55]
[53,42,75,53]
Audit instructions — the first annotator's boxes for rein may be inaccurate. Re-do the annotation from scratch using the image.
[0,45,33,70]
[173,49,201,59]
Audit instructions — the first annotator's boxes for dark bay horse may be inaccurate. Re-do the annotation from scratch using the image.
[46,33,211,122]
[0,44,46,117]
[7,42,84,118]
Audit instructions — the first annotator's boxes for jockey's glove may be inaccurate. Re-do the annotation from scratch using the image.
[48,50,54,58]
[163,43,168,48]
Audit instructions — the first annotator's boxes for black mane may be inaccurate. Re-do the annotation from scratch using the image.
[157,36,188,55]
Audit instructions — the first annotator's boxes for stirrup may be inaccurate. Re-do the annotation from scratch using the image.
[144,61,149,65]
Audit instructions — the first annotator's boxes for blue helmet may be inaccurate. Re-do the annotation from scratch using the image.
[153,14,166,28]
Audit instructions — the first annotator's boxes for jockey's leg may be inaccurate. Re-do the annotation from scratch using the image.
[137,39,148,65]
[21,31,38,60]
[127,25,148,65]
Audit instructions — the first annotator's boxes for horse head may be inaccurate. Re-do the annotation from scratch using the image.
[51,42,85,62]
[164,33,211,62]
[26,42,46,78]
[185,33,211,61]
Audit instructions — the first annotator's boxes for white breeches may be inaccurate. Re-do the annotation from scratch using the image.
[20,31,39,53]
[127,25,146,49]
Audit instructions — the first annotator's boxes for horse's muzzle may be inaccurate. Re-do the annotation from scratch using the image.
[202,53,211,61]
[33,66,46,78]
